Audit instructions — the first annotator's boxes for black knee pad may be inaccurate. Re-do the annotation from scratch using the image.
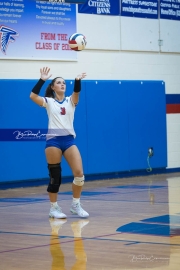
[47,163,61,193]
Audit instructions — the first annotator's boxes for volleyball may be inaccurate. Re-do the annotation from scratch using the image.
[68,33,87,51]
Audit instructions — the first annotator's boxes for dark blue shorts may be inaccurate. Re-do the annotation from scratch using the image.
[45,135,75,153]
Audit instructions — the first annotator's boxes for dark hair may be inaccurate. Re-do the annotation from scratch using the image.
[45,77,64,97]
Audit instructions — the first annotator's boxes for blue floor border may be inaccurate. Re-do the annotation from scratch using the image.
[0,167,180,190]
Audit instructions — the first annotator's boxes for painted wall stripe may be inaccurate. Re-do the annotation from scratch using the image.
[166,94,180,104]
[166,104,180,114]
[166,94,180,114]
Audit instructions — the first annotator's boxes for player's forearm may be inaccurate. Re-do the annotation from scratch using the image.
[71,92,79,105]
[31,78,45,95]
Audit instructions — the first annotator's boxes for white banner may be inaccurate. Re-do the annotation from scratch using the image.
[0,0,77,60]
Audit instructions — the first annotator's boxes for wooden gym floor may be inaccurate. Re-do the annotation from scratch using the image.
[0,172,180,270]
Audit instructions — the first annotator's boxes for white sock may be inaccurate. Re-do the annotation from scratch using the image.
[72,197,80,205]
[51,202,58,208]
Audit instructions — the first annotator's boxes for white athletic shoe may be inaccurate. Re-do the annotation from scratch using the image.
[70,202,89,218]
[49,205,67,219]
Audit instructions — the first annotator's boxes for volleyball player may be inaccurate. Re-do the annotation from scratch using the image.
[30,67,89,219]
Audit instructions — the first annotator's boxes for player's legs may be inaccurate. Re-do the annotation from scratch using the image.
[45,146,66,219]
[45,146,62,202]
[63,145,83,197]
[63,145,89,218]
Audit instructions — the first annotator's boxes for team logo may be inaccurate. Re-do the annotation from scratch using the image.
[0,26,19,55]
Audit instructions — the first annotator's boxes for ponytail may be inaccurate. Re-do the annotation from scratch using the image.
[45,84,54,98]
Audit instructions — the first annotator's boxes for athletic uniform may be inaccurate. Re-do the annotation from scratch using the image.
[42,96,76,153]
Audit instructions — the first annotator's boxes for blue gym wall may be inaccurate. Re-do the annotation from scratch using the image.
[0,80,167,183]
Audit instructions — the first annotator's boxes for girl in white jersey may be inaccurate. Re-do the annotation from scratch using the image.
[30,67,89,219]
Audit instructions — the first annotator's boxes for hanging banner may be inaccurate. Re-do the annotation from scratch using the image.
[160,0,180,20]
[78,0,120,16]
[121,0,158,19]
[0,0,77,60]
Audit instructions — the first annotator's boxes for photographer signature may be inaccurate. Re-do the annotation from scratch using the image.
[13,130,46,139]
[129,254,169,262]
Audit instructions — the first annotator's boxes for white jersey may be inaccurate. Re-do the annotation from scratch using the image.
[42,96,76,138]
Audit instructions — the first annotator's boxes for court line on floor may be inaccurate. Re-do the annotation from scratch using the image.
[0,231,179,254]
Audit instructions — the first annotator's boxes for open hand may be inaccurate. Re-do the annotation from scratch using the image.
[40,67,52,81]
[76,72,87,80]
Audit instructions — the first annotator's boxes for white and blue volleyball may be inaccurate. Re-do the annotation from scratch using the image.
[68,33,87,51]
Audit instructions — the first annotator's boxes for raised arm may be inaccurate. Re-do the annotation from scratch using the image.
[30,67,52,106]
[71,72,86,105]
